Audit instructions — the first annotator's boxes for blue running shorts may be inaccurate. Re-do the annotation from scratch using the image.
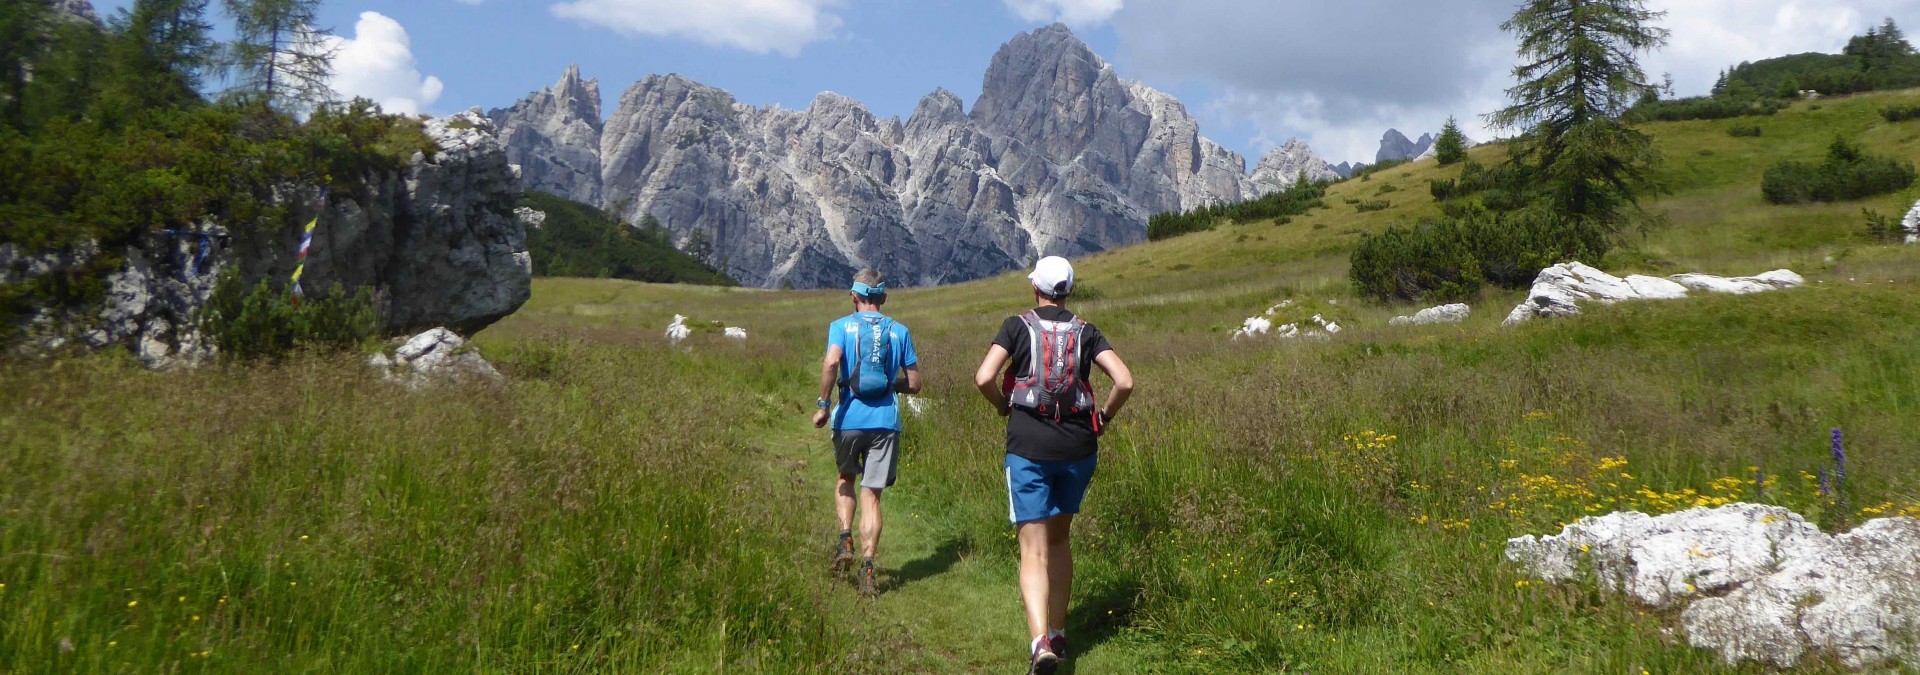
[1004,453,1098,524]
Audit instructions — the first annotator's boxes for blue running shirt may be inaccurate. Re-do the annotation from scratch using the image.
[828,312,919,432]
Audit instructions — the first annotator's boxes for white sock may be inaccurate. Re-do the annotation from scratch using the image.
[1031,635,1047,654]
[1048,629,1065,641]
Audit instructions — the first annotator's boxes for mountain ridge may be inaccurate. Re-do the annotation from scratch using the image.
[489,24,1293,289]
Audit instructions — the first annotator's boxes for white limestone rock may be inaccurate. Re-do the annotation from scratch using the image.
[514,207,547,230]
[666,315,691,344]
[724,326,748,340]
[371,328,501,389]
[1232,316,1273,339]
[487,65,604,205]
[1390,303,1471,326]
[1510,505,1920,670]
[1504,263,1802,325]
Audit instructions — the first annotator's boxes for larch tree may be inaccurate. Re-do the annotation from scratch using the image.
[221,0,334,113]
[1488,0,1670,255]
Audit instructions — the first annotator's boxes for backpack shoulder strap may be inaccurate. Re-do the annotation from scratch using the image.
[1018,310,1044,381]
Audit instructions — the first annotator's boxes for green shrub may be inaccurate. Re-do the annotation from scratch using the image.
[1349,219,1484,303]
[1429,178,1460,201]
[1727,124,1763,138]
[1355,200,1391,213]
[1762,138,1917,204]
[1148,179,1328,240]
[1376,183,1400,195]
[199,272,380,361]
[1882,104,1920,122]
[1625,95,1790,123]
[1862,208,1908,243]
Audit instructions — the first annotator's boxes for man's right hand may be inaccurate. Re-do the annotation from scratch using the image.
[812,409,830,429]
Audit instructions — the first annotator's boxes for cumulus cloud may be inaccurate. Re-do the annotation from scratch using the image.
[1111,0,1919,164]
[1003,0,1124,25]
[323,12,445,115]
[549,0,843,57]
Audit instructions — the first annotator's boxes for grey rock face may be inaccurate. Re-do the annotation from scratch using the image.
[1249,139,1340,193]
[488,65,603,205]
[7,109,531,365]
[1376,129,1435,164]
[1331,161,1365,179]
[510,24,1259,289]
[54,0,99,24]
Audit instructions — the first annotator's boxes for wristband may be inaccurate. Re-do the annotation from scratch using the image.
[817,398,831,409]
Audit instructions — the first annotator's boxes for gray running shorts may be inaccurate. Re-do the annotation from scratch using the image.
[833,430,899,490]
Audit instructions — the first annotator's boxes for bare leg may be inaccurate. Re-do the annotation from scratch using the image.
[859,487,884,560]
[1017,519,1053,642]
[835,474,857,533]
[1046,514,1074,632]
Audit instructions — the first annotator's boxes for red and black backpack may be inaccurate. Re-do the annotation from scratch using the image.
[1002,310,1097,426]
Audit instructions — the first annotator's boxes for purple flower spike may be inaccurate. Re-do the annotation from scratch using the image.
[1818,467,1830,498]
[1831,428,1847,481]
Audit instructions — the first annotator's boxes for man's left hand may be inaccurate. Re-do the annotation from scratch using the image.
[812,409,830,429]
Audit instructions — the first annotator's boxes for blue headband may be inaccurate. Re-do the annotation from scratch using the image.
[851,282,886,298]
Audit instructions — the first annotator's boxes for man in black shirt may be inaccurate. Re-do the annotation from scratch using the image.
[973,256,1134,673]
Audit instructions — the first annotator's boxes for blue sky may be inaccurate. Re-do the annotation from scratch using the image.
[90,0,1920,165]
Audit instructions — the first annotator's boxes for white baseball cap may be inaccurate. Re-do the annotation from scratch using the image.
[1028,256,1075,297]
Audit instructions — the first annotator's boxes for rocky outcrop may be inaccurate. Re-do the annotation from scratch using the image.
[1232,299,1345,340]
[1502,262,1802,325]
[1390,303,1470,326]
[1508,505,1920,669]
[368,328,502,388]
[1250,139,1340,193]
[6,109,532,365]
[54,0,99,24]
[487,65,604,205]
[1376,129,1434,164]
[1332,161,1365,179]
[501,24,1259,289]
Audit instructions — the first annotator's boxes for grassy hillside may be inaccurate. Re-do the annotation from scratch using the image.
[523,191,736,287]
[3,92,1920,672]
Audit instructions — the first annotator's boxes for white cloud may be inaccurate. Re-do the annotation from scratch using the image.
[1003,0,1123,25]
[549,0,843,57]
[1111,0,1918,164]
[323,12,445,115]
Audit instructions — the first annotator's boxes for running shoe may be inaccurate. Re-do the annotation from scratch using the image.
[1029,637,1059,675]
[830,533,854,573]
[1050,633,1069,660]
[857,559,879,596]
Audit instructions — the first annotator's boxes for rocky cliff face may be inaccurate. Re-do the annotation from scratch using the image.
[1250,139,1341,192]
[5,109,532,366]
[1376,129,1435,163]
[500,24,1260,289]
[487,65,604,205]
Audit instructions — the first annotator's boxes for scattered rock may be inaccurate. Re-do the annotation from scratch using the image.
[368,328,501,389]
[1233,300,1342,340]
[1503,262,1802,325]
[1390,303,1471,326]
[666,315,691,344]
[1508,504,1920,669]
[723,326,748,340]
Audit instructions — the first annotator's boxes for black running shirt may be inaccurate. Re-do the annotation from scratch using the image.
[992,306,1113,463]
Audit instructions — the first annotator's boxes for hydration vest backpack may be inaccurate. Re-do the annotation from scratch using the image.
[844,315,897,401]
[1005,310,1095,422]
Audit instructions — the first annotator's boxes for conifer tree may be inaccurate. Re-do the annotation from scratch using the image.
[1434,117,1469,166]
[111,0,219,107]
[221,0,334,112]
[1487,0,1670,251]
[0,0,53,128]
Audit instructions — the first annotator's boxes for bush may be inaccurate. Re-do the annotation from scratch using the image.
[1882,104,1920,122]
[1762,138,1917,205]
[1863,208,1908,243]
[1429,178,1460,201]
[1349,220,1483,303]
[199,273,380,361]
[1727,124,1763,137]
[1625,95,1790,123]
[1148,179,1329,240]
[1355,200,1391,213]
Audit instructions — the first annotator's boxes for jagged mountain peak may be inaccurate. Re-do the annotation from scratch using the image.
[1251,138,1340,192]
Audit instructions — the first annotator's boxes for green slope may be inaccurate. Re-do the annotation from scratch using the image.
[522,191,736,287]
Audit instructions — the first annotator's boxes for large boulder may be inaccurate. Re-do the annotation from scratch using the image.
[1508,505,1920,669]
[1503,263,1801,325]
[368,327,502,388]
[1901,198,1919,245]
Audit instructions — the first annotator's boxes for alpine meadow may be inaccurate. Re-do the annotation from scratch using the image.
[5,0,1920,673]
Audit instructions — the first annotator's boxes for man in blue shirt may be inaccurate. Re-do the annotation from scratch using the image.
[812,268,921,596]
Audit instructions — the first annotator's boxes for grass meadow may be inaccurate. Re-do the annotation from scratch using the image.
[4,92,1920,672]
